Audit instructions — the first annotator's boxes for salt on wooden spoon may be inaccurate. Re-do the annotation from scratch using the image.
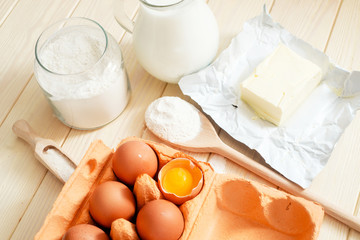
[145,96,360,232]
[12,119,76,183]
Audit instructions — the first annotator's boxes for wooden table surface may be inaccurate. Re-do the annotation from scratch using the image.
[1,0,360,239]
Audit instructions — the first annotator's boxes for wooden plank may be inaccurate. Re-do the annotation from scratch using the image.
[0,79,71,240]
[5,1,358,240]
[270,0,342,51]
[324,0,360,69]
[8,0,143,238]
[0,0,80,125]
[0,0,82,239]
[308,0,360,238]
[0,0,19,26]
[10,173,63,240]
[209,0,275,52]
[349,200,360,240]
[200,0,350,239]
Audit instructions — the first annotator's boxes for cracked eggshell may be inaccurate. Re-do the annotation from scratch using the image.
[110,218,139,240]
[133,173,164,210]
[158,158,203,205]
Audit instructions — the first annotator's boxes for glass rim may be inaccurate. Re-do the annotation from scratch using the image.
[34,17,109,76]
[139,0,186,9]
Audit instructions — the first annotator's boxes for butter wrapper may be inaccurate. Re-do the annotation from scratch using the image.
[179,7,360,188]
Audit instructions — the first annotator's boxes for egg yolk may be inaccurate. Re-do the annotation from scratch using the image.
[162,167,193,196]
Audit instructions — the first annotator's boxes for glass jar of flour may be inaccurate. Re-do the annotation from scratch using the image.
[34,18,130,130]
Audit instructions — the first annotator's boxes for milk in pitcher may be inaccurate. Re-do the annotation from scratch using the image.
[132,0,219,83]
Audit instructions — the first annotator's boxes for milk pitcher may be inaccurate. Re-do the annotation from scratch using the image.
[114,0,219,83]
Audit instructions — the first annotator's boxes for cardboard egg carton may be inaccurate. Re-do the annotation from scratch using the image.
[35,136,324,240]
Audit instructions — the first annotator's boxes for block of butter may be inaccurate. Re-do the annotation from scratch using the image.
[240,44,322,125]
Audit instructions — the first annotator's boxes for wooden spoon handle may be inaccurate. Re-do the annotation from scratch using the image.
[12,119,43,149]
[215,142,360,232]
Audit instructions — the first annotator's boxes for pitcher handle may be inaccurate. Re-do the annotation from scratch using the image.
[114,0,134,33]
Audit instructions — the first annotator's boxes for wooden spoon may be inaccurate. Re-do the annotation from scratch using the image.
[12,119,76,183]
[146,110,360,232]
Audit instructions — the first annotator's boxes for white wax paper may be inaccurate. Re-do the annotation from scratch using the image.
[179,7,360,188]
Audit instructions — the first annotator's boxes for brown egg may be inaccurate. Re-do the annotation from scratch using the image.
[89,181,136,228]
[62,224,109,240]
[136,199,184,240]
[112,141,158,186]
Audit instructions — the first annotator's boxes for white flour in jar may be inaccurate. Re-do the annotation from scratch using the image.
[35,25,129,129]
[145,96,201,143]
